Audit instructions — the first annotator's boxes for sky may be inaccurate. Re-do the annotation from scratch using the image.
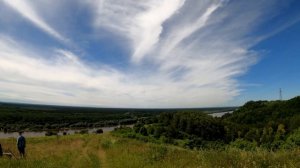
[0,0,299,108]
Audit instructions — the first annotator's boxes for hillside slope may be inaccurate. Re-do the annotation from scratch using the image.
[223,96,300,129]
[1,133,299,168]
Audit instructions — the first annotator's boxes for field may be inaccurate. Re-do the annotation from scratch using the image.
[1,133,299,168]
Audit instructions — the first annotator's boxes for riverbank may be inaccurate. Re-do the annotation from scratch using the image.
[0,125,133,139]
[0,127,111,139]
[208,110,233,117]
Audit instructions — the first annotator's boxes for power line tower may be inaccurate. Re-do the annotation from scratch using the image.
[279,88,282,100]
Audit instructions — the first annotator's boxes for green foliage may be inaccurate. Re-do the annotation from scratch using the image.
[1,133,299,167]
[139,126,148,136]
[133,122,143,133]
[0,102,165,132]
[45,130,58,136]
[223,96,300,129]
[222,96,300,149]
[78,129,88,134]
[112,96,300,151]
[244,128,260,142]
[260,127,274,144]
[230,139,257,151]
[274,124,286,141]
[153,125,165,138]
[0,102,234,132]
[287,128,300,146]
[158,111,225,141]
[101,139,113,149]
[146,145,168,163]
[96,129,103,134]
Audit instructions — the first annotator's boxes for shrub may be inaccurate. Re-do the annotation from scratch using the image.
[133,123,143,133]
[185,137,204,149]
[147,126,155,135]
[79,129,88,134]
[159,136,173,144]
[139,126,148,136]
[230,139,257,151]
[45,131,58,136]
[96,129,103,134]
[286,128,300,146]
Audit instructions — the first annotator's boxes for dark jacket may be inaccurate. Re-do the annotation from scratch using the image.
[0,144,3,156]
[17,136,26,148]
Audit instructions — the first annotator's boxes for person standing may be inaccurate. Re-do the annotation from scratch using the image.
[17,132,26,158]
[0,143,3,157]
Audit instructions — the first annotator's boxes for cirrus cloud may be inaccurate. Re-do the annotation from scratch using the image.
[0,0,296,108]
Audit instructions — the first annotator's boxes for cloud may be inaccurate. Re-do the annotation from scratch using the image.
[0,34,238,108]
[2,0,67,43]
[89,0,186,63]
[0,0,295,107]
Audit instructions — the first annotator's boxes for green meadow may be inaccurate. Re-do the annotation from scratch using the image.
[1,133,299,168]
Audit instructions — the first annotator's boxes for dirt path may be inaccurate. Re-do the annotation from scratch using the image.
[98,145,108,168]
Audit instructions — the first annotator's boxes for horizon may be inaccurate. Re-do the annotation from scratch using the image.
[0,0,300,108]
[0,100,239,110]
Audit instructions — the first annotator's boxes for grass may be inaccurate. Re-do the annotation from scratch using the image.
[0,133,300,168]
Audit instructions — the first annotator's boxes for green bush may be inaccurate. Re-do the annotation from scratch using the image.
[79,129,88,134]
[45,131,58,136]
[96,129,103,134]
[139,126,148,136]
[230,139,257,151]
[286,128,300,146]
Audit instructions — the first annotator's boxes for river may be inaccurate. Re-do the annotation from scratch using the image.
[208,111,233,117]
[0,112,233,139]
[0,126,121,139]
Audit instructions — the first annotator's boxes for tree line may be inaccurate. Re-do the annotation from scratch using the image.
[114,96,300,150]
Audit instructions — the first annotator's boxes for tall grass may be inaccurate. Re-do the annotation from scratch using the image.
[0,134,299,168]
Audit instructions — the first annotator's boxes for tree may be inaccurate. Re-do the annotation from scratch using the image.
[274,124,285,141]
[96,129,103,134]
[260,127,274,144]
[287,128,300,146]
[139,126,148,136]
[245,129,260,142]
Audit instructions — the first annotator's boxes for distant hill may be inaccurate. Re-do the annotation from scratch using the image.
[222,96,300,130]
[114,96,300,150]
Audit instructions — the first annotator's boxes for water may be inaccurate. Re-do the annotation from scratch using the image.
[0,126,122,139]
[209,111,233,117]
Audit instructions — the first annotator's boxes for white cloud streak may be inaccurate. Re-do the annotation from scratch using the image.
[0,35,237,108]
[0,0,292,107]
[2,0,67,43]
[90,0,186,63]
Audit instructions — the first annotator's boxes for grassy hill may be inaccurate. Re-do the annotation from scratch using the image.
[223,96,300,129]
[0,133,299,168]
[1,97,300,167]
[109,96,300,151]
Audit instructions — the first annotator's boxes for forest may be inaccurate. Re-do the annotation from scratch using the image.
[0,102,235,132]
[114,96,300,150]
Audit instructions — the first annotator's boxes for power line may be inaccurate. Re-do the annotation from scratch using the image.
[279,88,282,100]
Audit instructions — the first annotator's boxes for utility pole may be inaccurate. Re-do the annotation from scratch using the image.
[279,88,282,100]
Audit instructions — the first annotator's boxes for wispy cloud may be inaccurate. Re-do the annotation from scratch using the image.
[0,35,238,108]
[0,0,296,107]
[2,0,67,43]
[89,0,186,63]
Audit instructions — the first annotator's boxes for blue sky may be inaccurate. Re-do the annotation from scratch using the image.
[0,0,299,108]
